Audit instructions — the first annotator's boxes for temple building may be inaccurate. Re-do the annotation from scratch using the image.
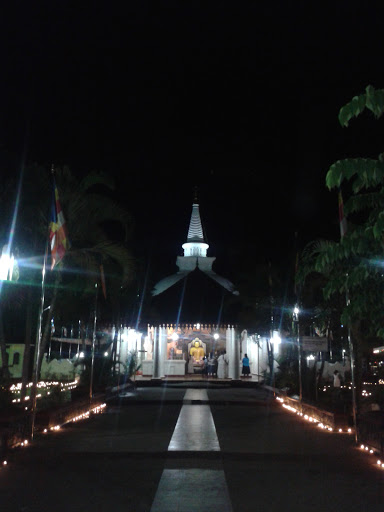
[138,198,264,378]
[36,197,272,381]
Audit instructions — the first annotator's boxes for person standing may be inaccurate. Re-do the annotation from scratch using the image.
[333,370,341,388]
[242,353,250,377]
[208,352,215,377]
[333,369,342,402]
[202,356,208,377]
[223,350,229,378]
[217,351,226,379]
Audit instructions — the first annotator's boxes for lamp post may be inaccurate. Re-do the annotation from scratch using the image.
[293,305,303,404]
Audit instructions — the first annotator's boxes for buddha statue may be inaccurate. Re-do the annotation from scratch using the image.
[190,340,205,361]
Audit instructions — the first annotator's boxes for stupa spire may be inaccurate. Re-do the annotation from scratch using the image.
[151,193,239,296]
[187,203,205,242]
[183,197,208,256]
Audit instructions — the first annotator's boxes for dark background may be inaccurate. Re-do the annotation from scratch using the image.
[1,2,384,325]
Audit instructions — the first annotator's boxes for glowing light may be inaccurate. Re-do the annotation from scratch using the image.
[3,461,7,465]
[213,333,219,340]
[0,244,17,281]
[104,352,108,357]
[171,332,179,341]
[79,352,84,358]
[293,306,299,315]
[271,331,281,345]
[196,323,201,330]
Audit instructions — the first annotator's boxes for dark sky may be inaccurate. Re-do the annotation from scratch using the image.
[2,2,384,286]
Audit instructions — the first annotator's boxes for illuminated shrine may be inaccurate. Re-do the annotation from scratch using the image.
[140,197,247,377]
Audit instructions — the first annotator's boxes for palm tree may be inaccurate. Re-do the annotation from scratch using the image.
[13,165,135,397]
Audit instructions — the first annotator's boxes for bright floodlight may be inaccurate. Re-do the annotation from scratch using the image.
[196,323,201,330]
[104,352,108,357]
[293,306,300,315]
[213,333,219,340]
[271,331,281,345]
[171,332,179,341]
[79,352,84,358]
[0,244,18,281]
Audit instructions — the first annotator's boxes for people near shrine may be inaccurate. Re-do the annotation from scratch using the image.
[213,351,218,377]
[207,352,216,376]
[202,356,208,377]
[217,350,228,379]
[242,353,251,377]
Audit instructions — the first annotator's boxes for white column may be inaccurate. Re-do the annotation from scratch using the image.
[120,326,128,365]
[231,327,240,380]
[240,329,248,357]
[227,326,234,379]
[158,326,168,377]
[153,327,160,378]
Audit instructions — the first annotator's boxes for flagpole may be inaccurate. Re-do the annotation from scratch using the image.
[89,283,98,403]
[346,287,358,443]
[30,237,49,440]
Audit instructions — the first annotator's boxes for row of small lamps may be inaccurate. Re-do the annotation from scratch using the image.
[0,403,107,470]
[277,396,384,472]
[276,396,353,434]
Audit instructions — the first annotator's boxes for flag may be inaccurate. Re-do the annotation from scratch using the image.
[100,264,107,299]
[338,189,347,238]
[49,176,70,269]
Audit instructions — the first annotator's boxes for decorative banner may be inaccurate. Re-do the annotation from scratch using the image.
[301,336,328,352]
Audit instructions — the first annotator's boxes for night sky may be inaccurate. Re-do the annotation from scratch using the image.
[2,2,384,322]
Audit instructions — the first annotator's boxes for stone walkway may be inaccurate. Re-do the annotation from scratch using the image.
[151,389,232,511]
[1,385,384,511]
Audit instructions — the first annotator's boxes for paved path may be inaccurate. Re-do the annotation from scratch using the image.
[1,385,384,511]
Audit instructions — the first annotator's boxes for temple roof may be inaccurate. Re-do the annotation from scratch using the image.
[187,203,205,242]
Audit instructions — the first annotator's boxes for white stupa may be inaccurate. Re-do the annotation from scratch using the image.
[152,197,239,296]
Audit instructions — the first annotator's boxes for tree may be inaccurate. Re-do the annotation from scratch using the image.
[297,85,384,416]
[16,165,136,392]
